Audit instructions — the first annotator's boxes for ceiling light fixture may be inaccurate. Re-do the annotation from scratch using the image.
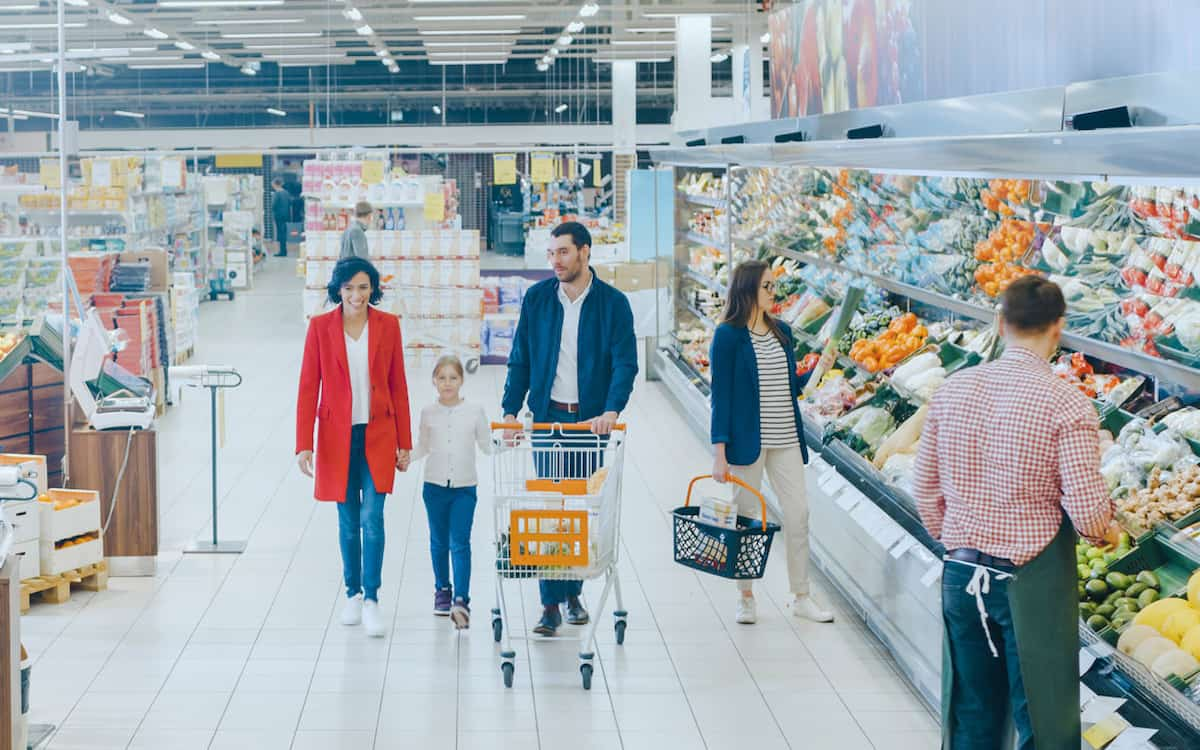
[557,35,572,46]
[143,28,169,39]
[267,107,286,116]
[130,63,205,69]
[244,42,334,50]
[342,7,362,22]
[555,103,568,113]
[355,24,373,35]
[428,58,506,65]
[567,21,584,33]
[201,50,221,61]
[103,55,183,62]
[174,40,196,50]
[432,105,441,115]
[710,52,728,63]
[11,108,58,118]
[611,39,674,45]
[374,49,389,57]
[240,63,256,74]
[159,0,284,6]
[0,21,85,28]
[414,14,526,21]
[63,0,89,6]
[221,31,323,38]
[427,50,512,57]
[195,17,304,25]
[262,53,350,60]
[625,27,673,33]
[549,47,560,56]
[536,62,548,71]
[113,109,145,119]
[0,5,39,10]
[419,28,520,36]
[540,55,551,64]
[106,10,132,25]
[580,3,599,17]
[423,40,514,48]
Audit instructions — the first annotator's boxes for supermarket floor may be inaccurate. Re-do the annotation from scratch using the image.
[23,260,939,750]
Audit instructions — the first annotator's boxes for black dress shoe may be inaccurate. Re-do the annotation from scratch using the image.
[565,602,589,626]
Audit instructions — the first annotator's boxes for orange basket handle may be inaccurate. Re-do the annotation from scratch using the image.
[684,474,768,528]
[490,422,627,432]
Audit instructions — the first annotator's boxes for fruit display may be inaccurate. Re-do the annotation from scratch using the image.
[1076,536,1159,633]
[677,171,727,201]
[973,220,1047,297]
[1116,461,1200,531]
[0,331,22,360]
[837,307,897,354]
[848,312,928,373]
[1112,570,1200,682]
[980,179,1036,216]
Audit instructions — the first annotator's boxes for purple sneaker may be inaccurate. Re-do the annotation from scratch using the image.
[434,588,452,616]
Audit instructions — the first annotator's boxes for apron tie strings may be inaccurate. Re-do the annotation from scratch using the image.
[946,558,1013,659]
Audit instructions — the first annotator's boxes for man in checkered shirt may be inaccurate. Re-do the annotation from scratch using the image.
[913,276,1117,749]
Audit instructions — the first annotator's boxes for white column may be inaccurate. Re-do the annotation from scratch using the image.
[732,16,751,121]
[673,15,712,132]
[612,60,636,151]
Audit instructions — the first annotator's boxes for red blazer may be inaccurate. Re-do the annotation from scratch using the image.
[296,305,412,502]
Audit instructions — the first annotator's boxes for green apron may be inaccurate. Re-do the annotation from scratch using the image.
[941,519,1080,750]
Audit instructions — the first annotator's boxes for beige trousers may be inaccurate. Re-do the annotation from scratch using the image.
[729,445,810,596]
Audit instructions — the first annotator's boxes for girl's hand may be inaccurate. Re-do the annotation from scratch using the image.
[297,451,314,478]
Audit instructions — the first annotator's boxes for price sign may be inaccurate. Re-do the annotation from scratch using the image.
[530,152,555,184]
[361,160,385,185]
[493,153,517,185]
[423,191,445,222]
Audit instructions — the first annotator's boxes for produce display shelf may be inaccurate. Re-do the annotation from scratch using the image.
[678,191,728,210]
[683,303,717,331]
[777,247,1200,393]
[23,210,128,222]
[685,230,727,249]
[0,336,33,384]
[683,267,727,296]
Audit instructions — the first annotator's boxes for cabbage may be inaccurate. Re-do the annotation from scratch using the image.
[1163,408,1200,441]
[1176,312,1200,353]
[849,406,896,449]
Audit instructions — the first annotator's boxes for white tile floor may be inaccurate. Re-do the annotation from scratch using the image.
[23,261,939,749]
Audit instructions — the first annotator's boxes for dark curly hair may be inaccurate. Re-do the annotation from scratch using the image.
[326,256,384,306]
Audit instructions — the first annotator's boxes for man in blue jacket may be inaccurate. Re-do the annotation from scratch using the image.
[271,178,291,257]
[503,221,638,636]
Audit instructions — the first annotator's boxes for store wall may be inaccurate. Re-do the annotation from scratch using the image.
[769,0,1200,118]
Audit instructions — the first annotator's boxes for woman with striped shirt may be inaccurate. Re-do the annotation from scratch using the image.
[709,261,834,625]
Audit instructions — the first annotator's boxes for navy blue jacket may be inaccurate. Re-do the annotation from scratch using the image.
[710,322,810,466]
[502,270,638,421]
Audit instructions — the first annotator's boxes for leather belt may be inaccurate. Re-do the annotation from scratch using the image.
[947,548,1016,572]
[549,400,579,414]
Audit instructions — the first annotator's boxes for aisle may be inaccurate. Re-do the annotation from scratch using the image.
[24,260,937,750]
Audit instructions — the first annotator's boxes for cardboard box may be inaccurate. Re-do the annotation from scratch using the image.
[614,262,656,293]
[593,263,618,286]
[14,539,38,581]
[119,249,170,291]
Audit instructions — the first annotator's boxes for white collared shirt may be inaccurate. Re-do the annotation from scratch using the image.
[345,320,370,425]
[550,278,593,404]
[412,399,492,487]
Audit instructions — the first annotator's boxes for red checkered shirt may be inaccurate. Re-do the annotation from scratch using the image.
[911,346,1114,565]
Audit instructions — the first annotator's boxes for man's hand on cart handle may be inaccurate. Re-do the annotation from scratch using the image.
[589,411,620,436]
[297,450,314,478]
[501,415,522,446]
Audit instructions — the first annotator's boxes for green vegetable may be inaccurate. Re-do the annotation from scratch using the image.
[1087,615,1110,632]
[1078,564,1093,580]
[1086,580,1110,601]
[1095,604,1117,618]
[1106,573,1133,591]
[1113,598,1140,613]
[1138,589,1160,608]
[1079,603,1098,618]
[1137,571,1161,590]
[1125,583,1148,598]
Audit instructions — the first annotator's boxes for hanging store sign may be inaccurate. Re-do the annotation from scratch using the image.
[493,153,517,185]
[214,153,263,169]
[530,152,555,185]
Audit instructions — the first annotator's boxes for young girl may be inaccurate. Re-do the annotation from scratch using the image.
[412,355,492,629]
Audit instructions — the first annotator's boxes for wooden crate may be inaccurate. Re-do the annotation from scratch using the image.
[38,488,101,543]
[20,560,108,612]
[40,535,103,577]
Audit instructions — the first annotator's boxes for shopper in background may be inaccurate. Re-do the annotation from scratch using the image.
[296,256,413,638]
[271,177,291,257]
[709,260,833,626]
[411,355,492,629]
[502,220,638,637]
[250,227,266,265]
[340,201,373,260]
[912,275,1118,750]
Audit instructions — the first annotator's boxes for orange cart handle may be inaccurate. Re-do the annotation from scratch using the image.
[490,422,627,432]
[684,474,768,528]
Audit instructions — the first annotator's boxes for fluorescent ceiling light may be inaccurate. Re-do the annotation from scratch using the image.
[131,63,205,69]
[113,109,145,119]
[143,28,169,39]
[625,27,672,33]
[580,3,599,17]
[244,42,334,49]
[540,55,550,64]
[760,32,770,43]
[555,103,568,113]
[263,53,349,59]
[267,107,286,116]
[201,50,221,60]
[710,52,728,63]
[549,47,560,56]
[279,60,352,66]
[174,40,196,50]
[64,0,89,6]
[374,49,390,57]
[107,10,132,25]
[0,43,31,51]
[596,56,670,64]
[0,113,28,120]
[611,39,673,45]
[240,63,256,74]
[428,50,511,57]
[423,40,513,47]
[342,7,362,22]
[536,62,548,71]
[160,0,284,6]
[195,17,304,25]
[428,58,506,65]
[414,14,525,21]
[0,5,39,10]
[432,105,441,115]
[567,21,585,33]
[419,28,520,36]
[103,55,183,62]
[410,0,521,2]
[222,31,323,38]
[10,108,57,118]
[355,24,373,35]
[0,21,85,28]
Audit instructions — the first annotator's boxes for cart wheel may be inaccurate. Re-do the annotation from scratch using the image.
[615,620,627,646]
[580,663,593,690]
[492,617,503,643]
[501,662,514,688]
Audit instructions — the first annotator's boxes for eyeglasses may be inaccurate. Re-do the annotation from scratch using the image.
[761,281,776,292]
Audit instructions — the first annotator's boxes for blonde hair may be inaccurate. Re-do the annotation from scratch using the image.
[433,354,464,379]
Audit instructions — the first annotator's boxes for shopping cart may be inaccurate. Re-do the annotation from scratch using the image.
[489,420,628,690]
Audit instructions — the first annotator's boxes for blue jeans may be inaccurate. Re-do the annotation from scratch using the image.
[275,217,288,255]
[534,406,605,607]
[423,483,478,604]
[943,561,1034,750]
[338,425,386,602]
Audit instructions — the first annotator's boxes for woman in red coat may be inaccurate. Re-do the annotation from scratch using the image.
[296,257,412,637]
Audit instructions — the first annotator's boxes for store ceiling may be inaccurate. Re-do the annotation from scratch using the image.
[0,0,764,129]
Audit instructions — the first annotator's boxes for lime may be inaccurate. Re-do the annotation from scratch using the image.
[1085,579,1110,601]
[1137,589,1160,608]
[1086,614,1110,632]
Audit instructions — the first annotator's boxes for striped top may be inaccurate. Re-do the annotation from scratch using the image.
[751,329,799,448]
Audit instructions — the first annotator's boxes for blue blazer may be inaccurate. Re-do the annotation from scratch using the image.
[710,322,810,466]
[502,270,639,422]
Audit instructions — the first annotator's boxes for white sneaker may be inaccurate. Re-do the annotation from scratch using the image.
[792,594,835,623]
[340,594,363,626]
[362,599,386,638]
[735,595,757,625]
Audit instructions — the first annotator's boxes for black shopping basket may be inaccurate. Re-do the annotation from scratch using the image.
[672,474,780,579]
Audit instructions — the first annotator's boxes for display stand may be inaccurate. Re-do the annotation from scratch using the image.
[175,367,245,555]
[69,429,158,576]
